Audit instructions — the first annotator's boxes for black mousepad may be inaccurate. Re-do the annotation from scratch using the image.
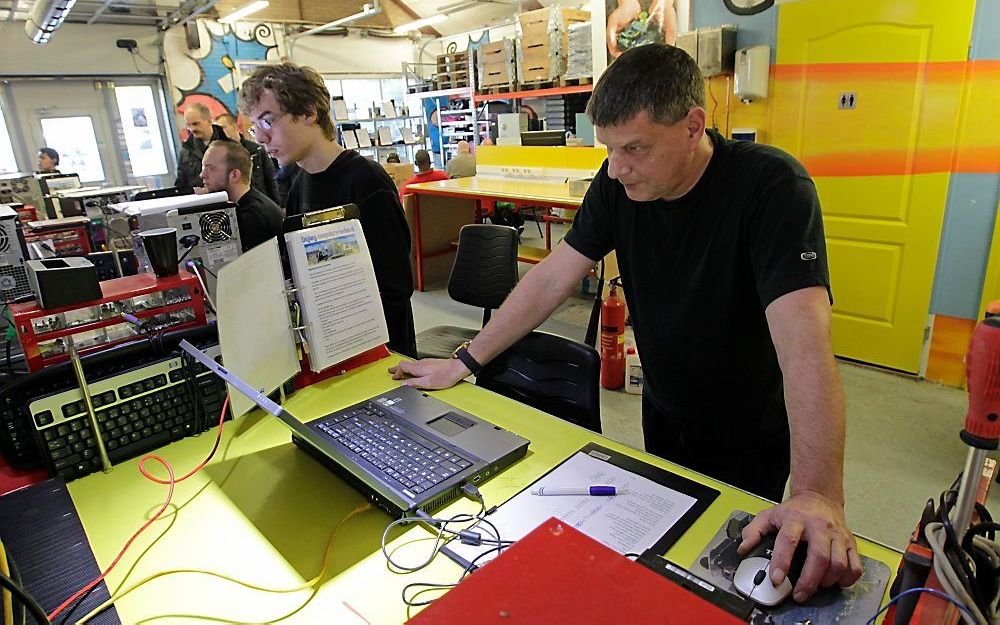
[689,510,890,624]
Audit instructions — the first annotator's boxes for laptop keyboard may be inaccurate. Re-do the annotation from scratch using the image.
[315,403,474,496]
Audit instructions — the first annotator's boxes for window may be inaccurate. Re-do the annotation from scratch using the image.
[113,85,168,178]
[40,116,106,182]
[0,103,17,174]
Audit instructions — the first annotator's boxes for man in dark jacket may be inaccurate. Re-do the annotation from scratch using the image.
[214,113,280,205]
[175,103,230,193]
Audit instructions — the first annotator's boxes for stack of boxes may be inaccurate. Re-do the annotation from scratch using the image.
[435,50,473,90]
[516,7,590,85]
[479,40,517,90]
[564,21,593,82]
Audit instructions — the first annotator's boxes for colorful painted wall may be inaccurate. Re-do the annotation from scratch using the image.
[163,20,283,132]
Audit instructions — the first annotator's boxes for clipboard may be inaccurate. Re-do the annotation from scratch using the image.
[442,442,719,569]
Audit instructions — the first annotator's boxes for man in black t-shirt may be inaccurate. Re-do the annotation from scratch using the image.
[390,44,862,602]
[200,140,282,252]
[238,63,416,358]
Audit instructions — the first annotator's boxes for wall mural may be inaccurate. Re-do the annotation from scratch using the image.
[164,20,283,138]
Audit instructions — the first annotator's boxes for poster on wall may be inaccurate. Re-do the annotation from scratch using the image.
[606,0,678,63]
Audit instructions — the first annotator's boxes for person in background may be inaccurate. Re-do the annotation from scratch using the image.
[389,44,862,603]
[199,140,282,252]
[400,149,449,200]
[385,152,401,164]
[445,141,477,178]
[175,102,231,193]
[238,62,416,358]
[214,113,280,205]
[36,147,60,173]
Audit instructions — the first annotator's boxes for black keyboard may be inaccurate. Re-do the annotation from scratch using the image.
[0,325,220,470]
[29,344,227,481]
[315,404,473,496]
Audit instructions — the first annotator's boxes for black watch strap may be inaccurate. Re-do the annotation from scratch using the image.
[454,346,483,375]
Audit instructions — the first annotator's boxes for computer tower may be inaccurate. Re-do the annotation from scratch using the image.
[166,204,242,290]
[0,205,33,304]
[0,173,45,218]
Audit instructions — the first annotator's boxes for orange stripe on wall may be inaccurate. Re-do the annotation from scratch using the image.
[771,60,1000,176]
[772,60,976,81]
[799,148,1000,177]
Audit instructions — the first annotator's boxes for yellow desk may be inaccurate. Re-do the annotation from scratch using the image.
[406,177,588,291]
[66,355,900,623]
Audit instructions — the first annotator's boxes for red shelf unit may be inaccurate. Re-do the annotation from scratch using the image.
[9,270,208,371]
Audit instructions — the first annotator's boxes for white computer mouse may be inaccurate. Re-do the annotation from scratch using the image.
[733,556,793,607]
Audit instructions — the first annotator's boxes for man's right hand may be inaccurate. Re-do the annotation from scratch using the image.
[389,358,470,390]
[193,186,208,195]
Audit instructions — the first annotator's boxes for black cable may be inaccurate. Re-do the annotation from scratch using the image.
[55,582,100,625]
[0,572,50,625]
[937,488,989,614]
[7,551,24,625]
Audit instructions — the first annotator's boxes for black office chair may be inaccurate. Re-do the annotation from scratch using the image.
[476,331,602,433]
[415,224,519,360]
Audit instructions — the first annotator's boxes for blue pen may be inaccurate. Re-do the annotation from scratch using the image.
[530,485,627,496]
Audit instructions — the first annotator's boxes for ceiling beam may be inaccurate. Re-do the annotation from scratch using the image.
[87,0,117,24]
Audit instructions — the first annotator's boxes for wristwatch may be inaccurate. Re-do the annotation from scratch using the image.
[452,341,483,375]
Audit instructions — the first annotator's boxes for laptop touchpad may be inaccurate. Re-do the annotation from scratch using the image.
[427,412,475,437]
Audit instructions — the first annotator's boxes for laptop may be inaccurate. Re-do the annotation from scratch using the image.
[178,340,530,517]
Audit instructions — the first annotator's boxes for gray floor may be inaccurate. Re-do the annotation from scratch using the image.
[412,223,1000,551]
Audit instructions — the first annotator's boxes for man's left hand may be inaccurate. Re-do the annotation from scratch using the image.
[737,490,863,602]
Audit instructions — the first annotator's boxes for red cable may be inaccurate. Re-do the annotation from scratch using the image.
[47,395,230,621]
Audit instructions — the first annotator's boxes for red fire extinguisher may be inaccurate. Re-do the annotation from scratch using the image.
[600,277,626,389]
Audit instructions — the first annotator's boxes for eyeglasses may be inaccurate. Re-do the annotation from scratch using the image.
[248,111,288,139]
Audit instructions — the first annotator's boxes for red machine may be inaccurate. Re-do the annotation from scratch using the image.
[600,277,626,389]
[8,270,207,371]
[884,311,1000,624]
[21,216,92,257]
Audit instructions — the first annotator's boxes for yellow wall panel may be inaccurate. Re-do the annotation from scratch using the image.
[778,0,976,64]
[477,146,607,170]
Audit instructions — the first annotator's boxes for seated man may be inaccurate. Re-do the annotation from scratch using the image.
[214,112,281,204]
[400,149,449,200]
[200,140,282,252]
[445,141,477,178]
[36,147,60,174]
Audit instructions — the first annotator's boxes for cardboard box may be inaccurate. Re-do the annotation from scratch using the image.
[519,52,561,83]
[518,7,590,37]
[481,61,515,87]
[384,162,416,190]
[480,40,515,64]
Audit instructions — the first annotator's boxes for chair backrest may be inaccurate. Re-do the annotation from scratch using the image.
[448,224,518,321]
[476,331,602,433]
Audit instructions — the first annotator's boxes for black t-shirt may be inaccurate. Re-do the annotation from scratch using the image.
[286,150,416,357]
[564,129,830,443]
[235,186,283,252]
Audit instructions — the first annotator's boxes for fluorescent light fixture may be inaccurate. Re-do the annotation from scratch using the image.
[394,14,447,34]
[218,0,269,24]
[291,2,380,38]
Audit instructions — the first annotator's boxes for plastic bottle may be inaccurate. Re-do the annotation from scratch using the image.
[625,346,643,395]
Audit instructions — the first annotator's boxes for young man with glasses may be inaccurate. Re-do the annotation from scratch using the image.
[238,63,416,358]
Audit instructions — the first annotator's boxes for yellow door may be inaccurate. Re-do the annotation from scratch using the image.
[771,0,976,373]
